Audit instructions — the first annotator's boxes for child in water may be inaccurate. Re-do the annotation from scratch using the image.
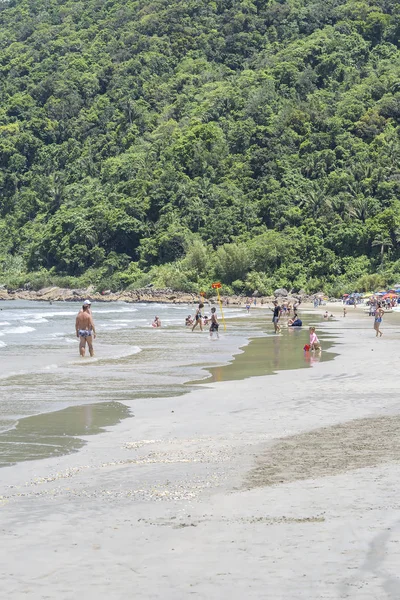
[309,326,321,351]
[209,307,219,339]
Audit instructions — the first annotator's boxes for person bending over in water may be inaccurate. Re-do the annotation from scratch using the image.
[192,303,204,332]
[288,317,302,327]
[374,303,384,337]
[75,303,96,357]
[209,307,219,339]
[309,326,321,352]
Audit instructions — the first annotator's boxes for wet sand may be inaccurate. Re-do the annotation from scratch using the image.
[0,402,131,467]
[201,313,336,383]
[1,307,400,599]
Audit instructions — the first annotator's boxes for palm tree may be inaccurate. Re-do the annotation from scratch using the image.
[300,189,332,216]
[372,237,392,262]
[349,196,371,223]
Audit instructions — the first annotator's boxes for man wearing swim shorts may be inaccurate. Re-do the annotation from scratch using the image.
[75,300,96,357]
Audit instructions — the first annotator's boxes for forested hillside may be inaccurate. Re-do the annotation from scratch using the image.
[1,0,400,294]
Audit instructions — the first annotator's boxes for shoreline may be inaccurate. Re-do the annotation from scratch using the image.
[0,305,335,465]
[2,307,399,598]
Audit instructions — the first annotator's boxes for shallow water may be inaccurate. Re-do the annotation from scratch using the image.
[200,313,336,383]
[0,301,335,466]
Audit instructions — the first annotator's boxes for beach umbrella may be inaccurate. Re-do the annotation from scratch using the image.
[343,293,349,297]
[382,293,398,299]
[362,292,374,297]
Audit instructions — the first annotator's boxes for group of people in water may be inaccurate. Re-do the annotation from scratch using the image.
[75,288,395,359]
[74,296,321,357]
[186,303,219,338]
[268,299,321,352]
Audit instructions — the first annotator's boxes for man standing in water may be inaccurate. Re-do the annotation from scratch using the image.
[271,300,281,333]
[75,301,96,357]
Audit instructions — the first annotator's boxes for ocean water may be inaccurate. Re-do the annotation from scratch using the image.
[0,300,261,433]
[0,300,335,466]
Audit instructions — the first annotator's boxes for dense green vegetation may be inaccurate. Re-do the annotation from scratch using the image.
[1,0,400,295]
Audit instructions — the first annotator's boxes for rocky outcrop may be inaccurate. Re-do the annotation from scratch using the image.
[0,286,313,305]
[0,286,201,304]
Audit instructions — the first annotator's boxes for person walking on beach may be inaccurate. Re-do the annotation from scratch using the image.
[192,303,204,332]
[75,302,96,357]
[374,303,384,337]
[209,307,219,339]
[271,300,281,333]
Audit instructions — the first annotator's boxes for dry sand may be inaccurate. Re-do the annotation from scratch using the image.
[1,305,400,599]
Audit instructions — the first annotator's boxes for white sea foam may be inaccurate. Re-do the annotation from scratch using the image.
[103,345,142,360]
[98,322,128,329]
[23,317,49,324]
[95,307,138,314]
[38,310,77,318]
[111,319,137,324]
[3,326,35,334]
[41,364,59,371]
[0,340,7,347]
[68,345,142,366]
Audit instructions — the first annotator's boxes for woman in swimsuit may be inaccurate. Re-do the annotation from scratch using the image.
[374,303,384,337]
[192,303,204,332]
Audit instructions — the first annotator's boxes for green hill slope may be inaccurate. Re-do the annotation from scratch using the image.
[1,0,400,294]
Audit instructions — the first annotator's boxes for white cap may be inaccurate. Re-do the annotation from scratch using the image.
[83,299,91,306]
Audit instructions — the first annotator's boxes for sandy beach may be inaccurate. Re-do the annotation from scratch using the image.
[2,305,400,599]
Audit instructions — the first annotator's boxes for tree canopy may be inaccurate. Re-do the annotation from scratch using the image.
[1,0,400,295]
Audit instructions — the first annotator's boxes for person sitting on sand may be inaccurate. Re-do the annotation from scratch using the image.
[152,316,161,328]
[309,326,321,351]
[209,307,219,339]
[185,315,193,326]
[75,303,96,357]
[192,303,204,332]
